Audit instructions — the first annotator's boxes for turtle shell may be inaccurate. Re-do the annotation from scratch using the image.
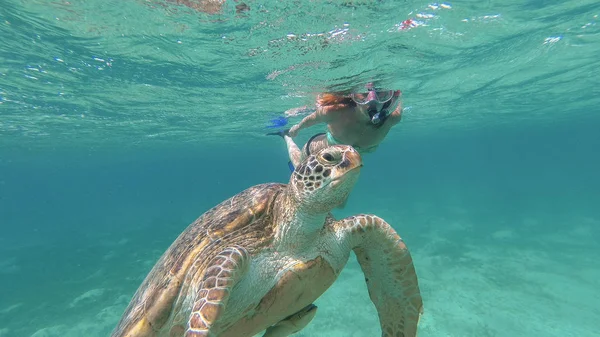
[111,183,285,337]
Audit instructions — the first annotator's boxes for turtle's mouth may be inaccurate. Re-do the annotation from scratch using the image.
[343,163,364,175]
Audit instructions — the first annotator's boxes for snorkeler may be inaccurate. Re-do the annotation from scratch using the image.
[268,83,403,169]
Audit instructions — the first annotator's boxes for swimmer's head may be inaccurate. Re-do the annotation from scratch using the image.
[351,83,401,125]
[350,83,400,105]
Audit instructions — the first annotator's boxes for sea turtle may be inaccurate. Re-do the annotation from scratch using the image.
[111,144,423,337]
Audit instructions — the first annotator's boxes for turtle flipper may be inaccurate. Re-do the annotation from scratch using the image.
[334,215,423,337]
[262,304,318,337]
[185,246,250,337]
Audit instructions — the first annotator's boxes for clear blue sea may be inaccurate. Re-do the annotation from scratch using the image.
[1,1,599,336]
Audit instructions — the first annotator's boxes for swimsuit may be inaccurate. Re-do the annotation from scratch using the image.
[326,131,343,145]
[305,131,372,156]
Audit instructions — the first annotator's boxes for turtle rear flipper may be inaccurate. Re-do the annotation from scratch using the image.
[335,215,423,337]
[186,246,250,336]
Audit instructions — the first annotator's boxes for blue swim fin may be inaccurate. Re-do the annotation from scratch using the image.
[266,116,289,129]
[287,161,295,172]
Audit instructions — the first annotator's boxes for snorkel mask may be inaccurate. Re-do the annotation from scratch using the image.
[350,84,401,126]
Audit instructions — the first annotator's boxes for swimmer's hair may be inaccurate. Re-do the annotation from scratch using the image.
[316,92,356,110]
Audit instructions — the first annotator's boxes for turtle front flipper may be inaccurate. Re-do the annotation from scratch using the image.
[334,215,423,337]
[262,304,318,337]
[185,246,250,337]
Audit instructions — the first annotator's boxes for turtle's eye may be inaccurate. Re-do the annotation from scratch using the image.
[321,152,335,162]
[317,148,342,165]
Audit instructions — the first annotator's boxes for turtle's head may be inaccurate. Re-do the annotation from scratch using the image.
[289,145,363,213]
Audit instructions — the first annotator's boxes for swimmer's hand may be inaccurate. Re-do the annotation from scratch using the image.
[288,124,300,137]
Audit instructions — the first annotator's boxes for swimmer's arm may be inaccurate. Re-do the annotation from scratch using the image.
[284,105,312,117]
[289,107,332,136]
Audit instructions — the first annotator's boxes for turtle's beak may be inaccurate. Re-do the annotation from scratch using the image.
[340,146,363,173]
[330,147,363,188]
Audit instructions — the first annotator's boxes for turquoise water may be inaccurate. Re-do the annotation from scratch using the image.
[1,0,599,336]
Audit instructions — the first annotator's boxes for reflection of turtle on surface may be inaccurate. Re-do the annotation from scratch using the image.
[111,145,423,337]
